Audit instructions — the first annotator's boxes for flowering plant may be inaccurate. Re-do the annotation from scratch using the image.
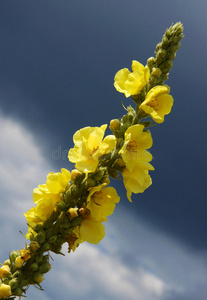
[0,23,183,299]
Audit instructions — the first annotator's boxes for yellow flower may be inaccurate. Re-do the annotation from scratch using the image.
[119,124,153,172]
[114,60,150,97]
[0,284,12,298]
[122,163,154,202]
[139,85,174,123]
[0,265,10,278]
[24,168,71,238]
[69,183,119,251]
[45,168,71,194]
[74,217,105,245]
[87,184,120,222]
[68,125,116,173]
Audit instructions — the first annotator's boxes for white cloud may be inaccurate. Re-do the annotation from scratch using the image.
[0,111,207,300]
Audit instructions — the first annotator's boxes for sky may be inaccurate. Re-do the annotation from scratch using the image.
[0,1,207,299]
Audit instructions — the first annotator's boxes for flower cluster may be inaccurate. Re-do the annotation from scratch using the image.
[68,181,120,252]
[114,60,174,124]
[0,23,183,299]
[119,124,154,201]
[113,59,174,199]
[24,168,71,239]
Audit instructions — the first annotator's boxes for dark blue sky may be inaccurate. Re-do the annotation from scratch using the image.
[0,1,206,299]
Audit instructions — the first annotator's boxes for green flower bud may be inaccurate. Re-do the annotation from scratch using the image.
[9,250,20,262]
[19,279,29,288]
[71,169,83,184]
[158,49,167,59]
[50,244,62,254]
[57,200,67,211]
[12,271,20,278]
[29,241,40,252]
[147,57,155,68]
[85,178,96,189]
[33,273,44,284]
[29,263,39,273]
[94,169,106,182]
[9,278,19,290]
[39,262,51,274]
[35,254,43,264]
[35,232,46,245]
[12,287,22,296]
[3,260,11,267]
[151,67,162,77]
[42,243,50,252]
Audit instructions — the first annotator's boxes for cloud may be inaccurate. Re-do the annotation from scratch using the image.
[0,110,207,300]
[0,111,51,253]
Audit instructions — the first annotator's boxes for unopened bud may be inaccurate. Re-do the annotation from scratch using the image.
[9,250,20,262]
[85,178,96,189]
[42,243,50,252]
[29,263,39,273]
[9,278,19,289]
[0,265,10,278]
[3,260,11,267]
[71,169,82,183]
[36,231,45,244]
[151,67,162,77]
[12,287,22,296]
[158,49,167,59]
[94,169,106,182]
[147,57,155,68]
[57,200,67,211]
[34,274,44,284]
[29,241,40,252]
[39,262,51,274]
[110,119,121,132]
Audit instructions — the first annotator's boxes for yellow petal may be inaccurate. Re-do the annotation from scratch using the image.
[80,219,105,244]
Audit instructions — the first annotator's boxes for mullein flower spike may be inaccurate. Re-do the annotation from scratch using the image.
[0,22,183,299]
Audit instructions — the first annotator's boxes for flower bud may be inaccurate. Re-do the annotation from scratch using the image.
[3,260,11,267]
[85,178,96,189]
[147,57,155,68]
[42,243,50,252]
[0,284,12,298]
[12,287,22,296]
[151,67,162,78]
[9,250,20,262]
[29,241,40,252]
[110,119,121,132]
[9,278,19,289]
[36,231,46,245]
[158,49,167,59]
[71,169,82,184]
[35,254,43,264]
[57,200,67,211]
[39,262,51,274]
[0,265,10,278]
[29,263,39,273]
[94,168,107,182]
[33,274,44,284]
[19,279,29,288]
